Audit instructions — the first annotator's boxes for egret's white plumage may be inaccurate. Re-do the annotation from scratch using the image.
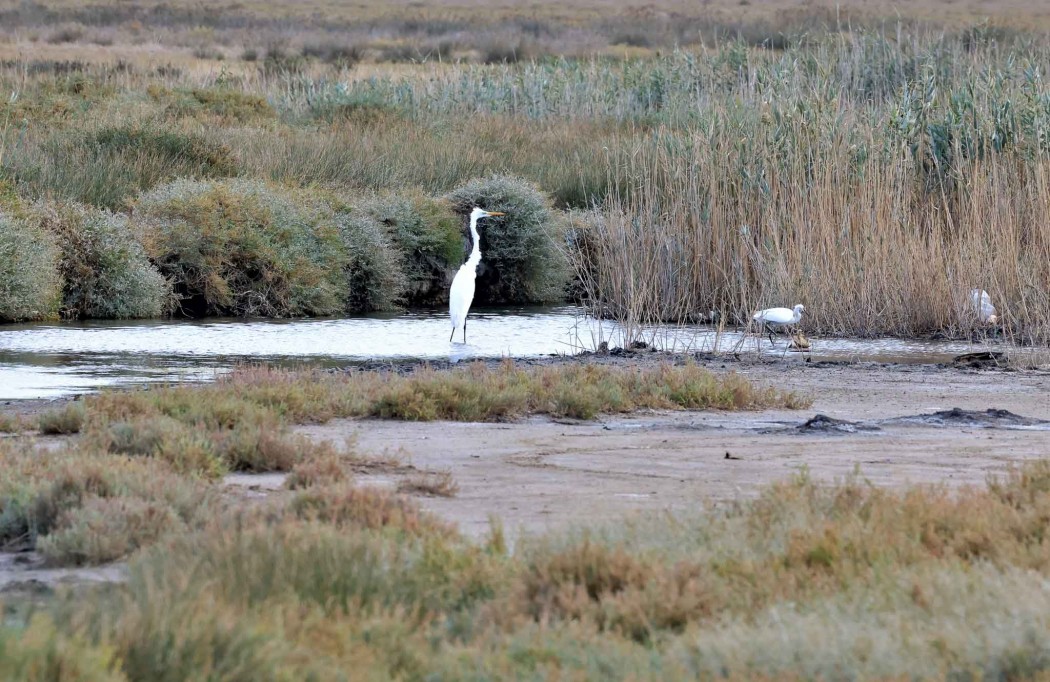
[449,208,504,343]
[971,288,998,325]
[752,304,805,345]
[753,304,805,326]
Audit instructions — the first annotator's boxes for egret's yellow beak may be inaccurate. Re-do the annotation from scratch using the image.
[486,211,505,216]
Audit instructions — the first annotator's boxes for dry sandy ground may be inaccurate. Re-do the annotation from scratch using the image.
[291,361,1050,542]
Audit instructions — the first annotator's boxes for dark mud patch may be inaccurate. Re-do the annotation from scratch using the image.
[797,414,881,434]
[948,351,1009,370]
[884,408,1050,429]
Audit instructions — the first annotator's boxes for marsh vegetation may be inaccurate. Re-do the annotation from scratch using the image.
[0,0,1047,342]
[3,1,1050,676]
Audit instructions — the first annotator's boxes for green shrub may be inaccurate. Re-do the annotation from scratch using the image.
[343,190,459,305]
[445,174,570,304]
[0,211,62,321]
[134,178,350,317]
[332,206,407,312]
[32,200,170,319]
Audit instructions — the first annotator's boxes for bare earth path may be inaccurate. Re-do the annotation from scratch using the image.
[294,362,1050,541]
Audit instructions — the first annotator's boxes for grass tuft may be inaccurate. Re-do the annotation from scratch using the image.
[397,470,458,497]
[37,403,86,435]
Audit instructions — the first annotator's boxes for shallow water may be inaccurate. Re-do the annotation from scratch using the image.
[0,306,1008,400]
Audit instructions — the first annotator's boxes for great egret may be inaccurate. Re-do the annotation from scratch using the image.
[971,288,998,325]
[449,207,504,343]
[752,304,805,345]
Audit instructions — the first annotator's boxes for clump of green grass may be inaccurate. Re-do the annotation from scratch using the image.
[147,85,276,123]
[330,199,407,313]
[445,174,570,305]
[37,402,86,434]
[365,361,807,420]
[140,361,807,424]
[0,211,62,322]
[32,199,171,319]
[9,124,240,210]
[100,415,226,478]
[0,413,24,433]
[133,178,350,317]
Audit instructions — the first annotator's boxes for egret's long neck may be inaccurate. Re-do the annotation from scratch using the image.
[466,214,482,268]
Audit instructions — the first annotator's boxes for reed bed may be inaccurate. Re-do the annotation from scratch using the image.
[2,27,1050,337]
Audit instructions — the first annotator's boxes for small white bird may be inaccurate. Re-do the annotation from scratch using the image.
[753,304,805,346]
[971,289,998,325]
[449,207,504,343]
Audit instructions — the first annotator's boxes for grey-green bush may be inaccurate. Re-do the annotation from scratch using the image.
[134,178,403,317]
[346,190,461,305]
[445,175,569,305]
[0,211,62,322]
[332,208,406,312]
[33,200,170,319]
[134,178,346,317]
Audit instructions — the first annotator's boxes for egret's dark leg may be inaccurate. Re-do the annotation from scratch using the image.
[463,319,467,344]
[450,328,455,342]
[765,323,777,346]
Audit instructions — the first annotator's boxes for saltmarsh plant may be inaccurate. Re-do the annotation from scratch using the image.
[208,361,808,422]
[0,210,61,321]
[133,178,354,317]
[446,174,570,305]
[84,391,312,473]
[37,402,86,434]
[0,440,215,564]
[346,189,462,305]
[22,460,1050,678]
[31,200,171,319]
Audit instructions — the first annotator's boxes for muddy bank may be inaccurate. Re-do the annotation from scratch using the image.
[293,362,1050,542]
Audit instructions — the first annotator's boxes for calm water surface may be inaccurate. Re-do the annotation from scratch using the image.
[0,306,1006,400]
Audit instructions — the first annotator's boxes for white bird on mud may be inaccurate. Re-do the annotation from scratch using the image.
[449,207,504,343]
[971,288,998,325]
[752,304,805,345]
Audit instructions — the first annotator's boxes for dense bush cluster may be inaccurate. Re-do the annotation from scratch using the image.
[31,200,170,319]
[0,175,569,321]
[0,210,62,322]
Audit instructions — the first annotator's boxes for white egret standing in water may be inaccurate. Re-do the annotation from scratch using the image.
[971,288,998,325]
[752,304,805,345]
[449,208,504,343]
